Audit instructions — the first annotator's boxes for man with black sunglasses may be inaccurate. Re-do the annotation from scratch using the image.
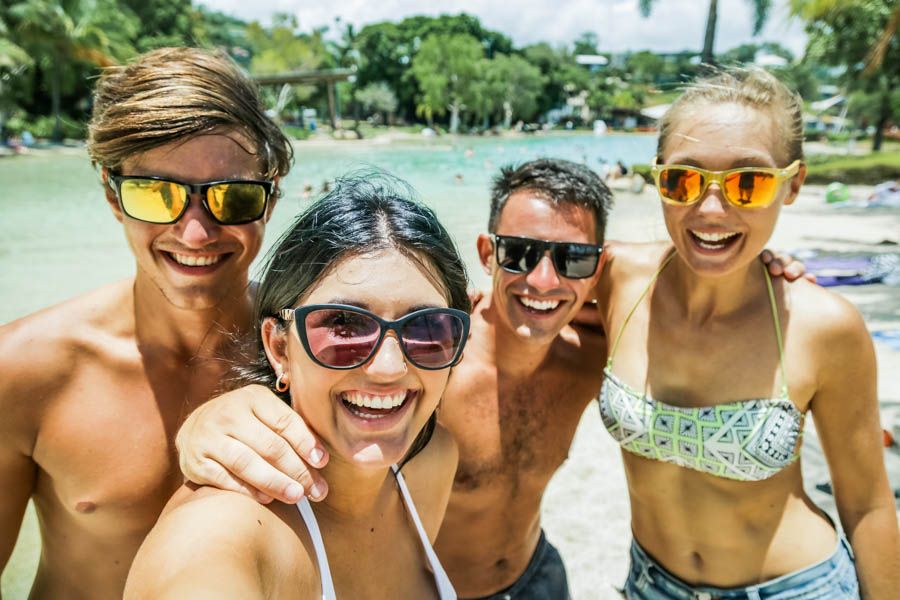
[0,47,292,599]
[175,158,808,599]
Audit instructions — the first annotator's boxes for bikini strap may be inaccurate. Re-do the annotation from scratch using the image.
[296,497,338,600]
[391,465,456,599]
[762,263,789,400]
[606,250,677,369]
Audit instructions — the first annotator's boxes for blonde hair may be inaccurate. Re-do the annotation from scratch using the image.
[88,47,292,179]
[657,66,804,165]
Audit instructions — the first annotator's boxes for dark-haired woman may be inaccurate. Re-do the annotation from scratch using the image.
[125,176,469,599]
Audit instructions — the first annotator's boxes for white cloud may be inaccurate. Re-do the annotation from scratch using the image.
[199,0,808,57]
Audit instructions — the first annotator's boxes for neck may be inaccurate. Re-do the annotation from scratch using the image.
[313,455,397,522]
[480,296,554,377]
[666,253,764,323]
[132,272,254,360]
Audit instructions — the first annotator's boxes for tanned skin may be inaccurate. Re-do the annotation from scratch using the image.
[0,132,272,599]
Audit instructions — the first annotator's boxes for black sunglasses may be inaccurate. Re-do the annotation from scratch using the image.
[492,234,602,279]
[107,173,275,225]
[280,304,470,370]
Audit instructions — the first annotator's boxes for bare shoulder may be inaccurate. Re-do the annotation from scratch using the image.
[0,280,135,449]
[602,240,669,273]
[399,424,459,539]
[596,241,670,319]
[128,484,313,599]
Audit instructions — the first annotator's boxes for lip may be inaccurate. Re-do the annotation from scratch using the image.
[686,229,743,257]
[512,294,567,318]
[337,389,419,432]
[160,251,232,275]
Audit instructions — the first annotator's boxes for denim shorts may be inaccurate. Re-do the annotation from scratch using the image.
[622,535,860,600]
[468,530,570,600]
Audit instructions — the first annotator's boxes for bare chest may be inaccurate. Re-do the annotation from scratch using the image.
[444,363,602,492]
[31,353,226,536]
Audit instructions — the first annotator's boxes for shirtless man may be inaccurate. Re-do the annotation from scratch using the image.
[0,47,292,599]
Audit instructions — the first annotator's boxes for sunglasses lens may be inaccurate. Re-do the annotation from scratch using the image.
[658,167,703,204]
[401,312,466,368]
[304,309,380,368]
[554,243,600,278]
[723,171,776,207]
[497,237,541,273]
[119,179,187,223]
[207,183,268,224]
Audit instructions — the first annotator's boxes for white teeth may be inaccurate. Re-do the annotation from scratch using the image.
[342,391,407,410]
[690,230,739,243]
[172,253,223,267]
[519,297,560,311]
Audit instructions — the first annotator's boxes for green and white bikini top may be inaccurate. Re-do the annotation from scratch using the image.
[599,252,805,482]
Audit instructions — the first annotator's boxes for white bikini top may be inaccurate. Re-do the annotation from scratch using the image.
[295,464,457,600]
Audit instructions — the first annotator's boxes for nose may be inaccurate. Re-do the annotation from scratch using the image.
[363,333,408,380]
[697,184,728,216]
[175,195,219,247]
[525,253,562,290]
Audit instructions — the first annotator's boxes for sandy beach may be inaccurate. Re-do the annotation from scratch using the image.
[1,142,898,598]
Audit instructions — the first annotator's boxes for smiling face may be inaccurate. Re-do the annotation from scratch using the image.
[265,248,452,469]
[478,190,600,344]
[659,102,804,277]
[105,131,272,310]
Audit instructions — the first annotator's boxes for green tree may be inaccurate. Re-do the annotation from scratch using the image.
[6,0,137,140]
[791,0,899,150]
[625,51,666,83]
[0,13,33,136]
[355,81,398,124]
[639,0,773,65]
[410,33,483,133]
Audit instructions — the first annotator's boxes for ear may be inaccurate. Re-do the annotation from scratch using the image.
[782,163,807,207]
[264,176,281,223]
[476,233,494,276]
[261,316,291,381]
[101,167,125,223]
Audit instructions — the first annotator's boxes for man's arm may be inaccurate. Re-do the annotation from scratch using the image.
[176,385,330,504]
[810,292,900,599]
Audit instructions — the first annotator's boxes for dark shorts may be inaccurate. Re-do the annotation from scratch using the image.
[468,530,571,600]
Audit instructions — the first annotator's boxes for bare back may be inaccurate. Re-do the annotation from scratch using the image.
[434,294,607,596]
[0,280,240,599]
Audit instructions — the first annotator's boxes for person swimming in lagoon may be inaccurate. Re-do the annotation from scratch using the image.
[598,66,898,599]
[126,175,469,599]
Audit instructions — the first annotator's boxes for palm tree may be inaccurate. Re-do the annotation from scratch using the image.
[639,0,773,65]
[0,15,33,138]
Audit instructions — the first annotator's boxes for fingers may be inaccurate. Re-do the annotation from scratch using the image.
[184,456,275,504]
[250,394,329,469]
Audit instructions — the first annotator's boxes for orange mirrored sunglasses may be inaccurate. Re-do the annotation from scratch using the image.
[651,159,801,208]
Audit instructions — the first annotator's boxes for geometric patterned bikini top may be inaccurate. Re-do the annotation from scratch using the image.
[599,253,804,482]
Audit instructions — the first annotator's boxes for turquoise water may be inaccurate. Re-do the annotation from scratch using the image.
[0,132,658,598]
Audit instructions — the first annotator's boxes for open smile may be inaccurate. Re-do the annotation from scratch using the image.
[688,230,743,254]
[161,251,232,274]
[514,295,565,316]
[338,389,418,429]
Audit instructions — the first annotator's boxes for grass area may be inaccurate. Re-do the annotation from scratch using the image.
[805,151,900,185]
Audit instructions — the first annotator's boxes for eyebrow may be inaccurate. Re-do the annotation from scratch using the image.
[322,299,446,315]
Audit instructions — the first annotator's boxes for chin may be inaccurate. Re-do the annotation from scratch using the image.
[347,439,412,468]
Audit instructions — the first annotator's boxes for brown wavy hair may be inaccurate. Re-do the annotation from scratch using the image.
[87,47,292,179]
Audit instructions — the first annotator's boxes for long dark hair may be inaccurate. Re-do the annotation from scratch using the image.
[237,171,470,466]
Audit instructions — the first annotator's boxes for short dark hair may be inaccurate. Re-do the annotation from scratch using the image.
[237,171,470,467]
[88,47,292,180]
[488,158,613,243]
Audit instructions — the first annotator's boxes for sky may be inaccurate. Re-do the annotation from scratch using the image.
[198,0,809,58]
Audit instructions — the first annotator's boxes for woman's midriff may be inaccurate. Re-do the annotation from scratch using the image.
[624,454,838,588]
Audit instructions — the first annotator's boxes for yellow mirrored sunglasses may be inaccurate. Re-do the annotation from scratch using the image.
[651,159,801,208]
